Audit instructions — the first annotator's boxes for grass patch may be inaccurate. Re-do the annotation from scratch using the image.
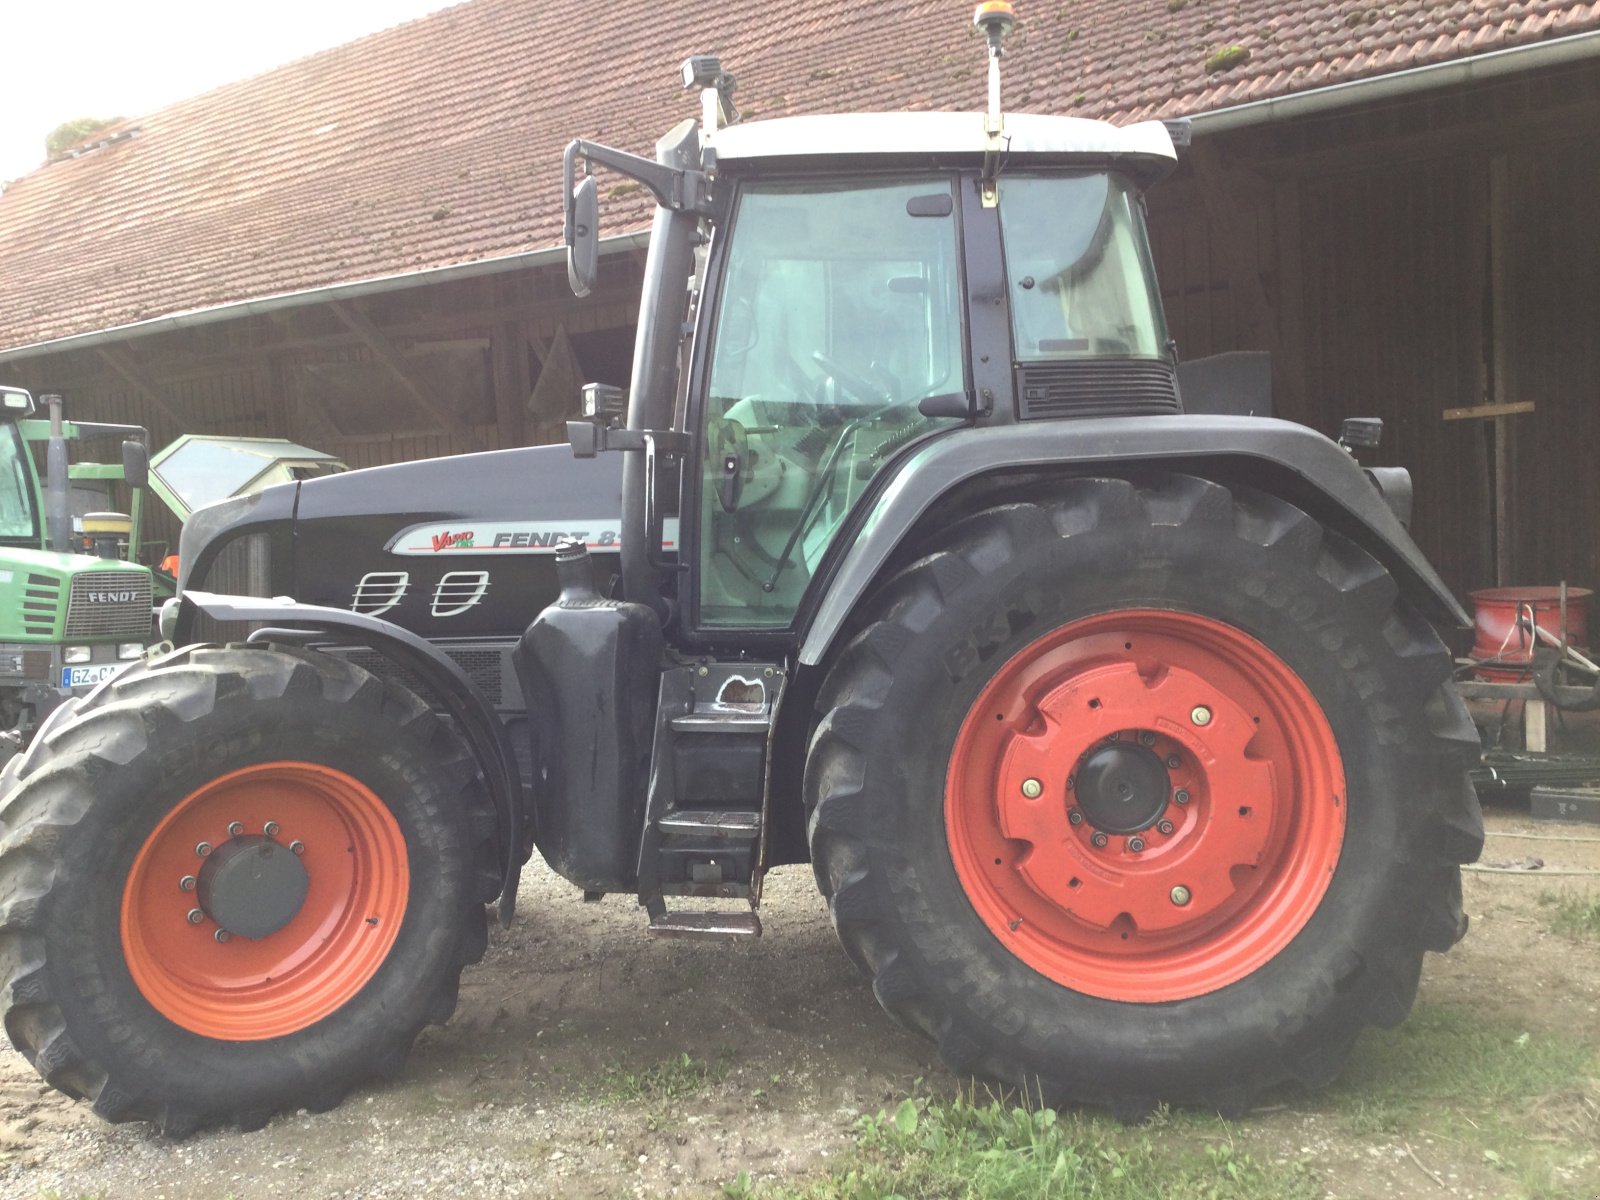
[1333,1002,1590,1108]
[603,1050,730,1103]
[1538,890,1600,941]
[725,1092,1317,1200]
[1326,1003,1599,1197]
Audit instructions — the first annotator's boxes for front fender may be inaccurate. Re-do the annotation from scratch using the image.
[797,415,1467,667]
[178,591,527,925]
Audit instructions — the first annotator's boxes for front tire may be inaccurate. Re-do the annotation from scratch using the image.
[0,644,497,1133]
[805,474,1482,1111]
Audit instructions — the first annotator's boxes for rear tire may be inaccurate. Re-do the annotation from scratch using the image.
[805,474,1482,1111]
[0,644,497,1133]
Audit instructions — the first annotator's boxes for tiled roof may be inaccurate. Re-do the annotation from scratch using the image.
[3,0,1597,353]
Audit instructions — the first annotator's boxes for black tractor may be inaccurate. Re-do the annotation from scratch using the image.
[0,4,1481,1134]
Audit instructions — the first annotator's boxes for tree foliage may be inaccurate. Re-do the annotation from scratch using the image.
[46,117,120,158]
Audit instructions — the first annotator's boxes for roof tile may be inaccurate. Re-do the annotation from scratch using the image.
[2,0,1598,351]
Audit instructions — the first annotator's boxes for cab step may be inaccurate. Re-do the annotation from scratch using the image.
[656,809,761,838]
[647,910,763,939]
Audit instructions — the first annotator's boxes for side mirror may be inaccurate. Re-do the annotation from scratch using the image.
[121,439,149,489]
[567,174,599,298]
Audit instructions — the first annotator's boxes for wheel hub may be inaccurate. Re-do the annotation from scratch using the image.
[196,835,310,939]
[945,610,1347,1002]
[1073,741,1170,833]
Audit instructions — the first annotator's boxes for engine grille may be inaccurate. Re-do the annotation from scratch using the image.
[339,644,511,708]
[22,574,60,637]
[65,572,153,639]
[1016,361,1182,421]
[186,533,273,645]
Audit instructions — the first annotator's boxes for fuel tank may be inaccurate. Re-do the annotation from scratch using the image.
[515,543,662,891]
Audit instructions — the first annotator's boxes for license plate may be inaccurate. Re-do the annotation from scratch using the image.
[62,663,123,689]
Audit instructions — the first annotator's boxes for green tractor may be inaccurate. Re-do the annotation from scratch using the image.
[0,386,155,763]
[0,5,1481,1135]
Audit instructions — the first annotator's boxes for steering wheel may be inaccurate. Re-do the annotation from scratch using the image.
[811,351,895,411]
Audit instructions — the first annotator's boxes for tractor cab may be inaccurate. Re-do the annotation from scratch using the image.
[563,91,1181,642]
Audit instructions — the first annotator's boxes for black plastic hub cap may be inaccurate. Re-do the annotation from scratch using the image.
[1074,742,1171,834]
[197,835,310,939]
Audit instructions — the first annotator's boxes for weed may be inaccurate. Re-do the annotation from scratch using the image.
[729,1089,1318,1199]
[1326,1003,1600,1197]
[1537,890,1600,941]
[604,1051,728,1103]
[1334,1003,1589,1108]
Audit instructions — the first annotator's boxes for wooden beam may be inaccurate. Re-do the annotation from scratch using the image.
[491,320,530,447]
[1442,400,1536,422]
[95,344,188,429]
[328,300,488,451]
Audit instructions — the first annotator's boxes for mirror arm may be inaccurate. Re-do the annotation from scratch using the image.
[563,138,712,226]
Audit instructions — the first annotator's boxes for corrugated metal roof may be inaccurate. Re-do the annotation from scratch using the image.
[2,0,1596,353]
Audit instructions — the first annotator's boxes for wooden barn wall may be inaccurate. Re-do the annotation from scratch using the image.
[3,255,644,561]
[1502,132,1600,592]
[1147,63,1600,601]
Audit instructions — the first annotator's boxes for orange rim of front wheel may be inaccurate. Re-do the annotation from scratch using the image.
[121,761,409,1040]
[945,609,1346,1003]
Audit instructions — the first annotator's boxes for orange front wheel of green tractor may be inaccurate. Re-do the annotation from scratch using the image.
[122,762,410,1041]
[945,610,1346,1003]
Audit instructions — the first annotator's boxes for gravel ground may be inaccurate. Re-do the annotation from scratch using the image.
[1,804,1597,1200]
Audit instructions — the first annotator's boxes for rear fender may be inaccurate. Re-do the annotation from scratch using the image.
[177,591,527,925]
[797,416,1467,668]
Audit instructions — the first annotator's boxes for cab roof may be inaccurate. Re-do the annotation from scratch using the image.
[711,112,1179,182]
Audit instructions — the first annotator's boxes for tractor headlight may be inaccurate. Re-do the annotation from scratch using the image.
[118,642,145,660]
[63,646,92,664]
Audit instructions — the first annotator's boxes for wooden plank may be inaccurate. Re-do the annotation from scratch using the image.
[1270,180,1309,421]
[328,300,488,451]
[1442,401,1536,421]
[1489,154,1513,587]
[1189,142,1279,355]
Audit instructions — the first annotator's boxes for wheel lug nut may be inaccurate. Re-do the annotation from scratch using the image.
[227,821,245,837]
[179,875,197,892]
[1190,706,1212,727]
[1174,789,1191,805]
[1139,731,1155,746]
[194,841,212,857]
[1067,808,1085,826]
[1066,775,1075,790]
[1107,731,1121,741]
[1127,837,1145,853]
[1090,832,1109,849]
[289,840,306,855]
[186,908,205,925]
[1157,819,1175,836]
[214,929,232,944]
[1166,755,1181,769]
[263,821,280,837]
[1020,778,1042,800]
[1170,885,1192,906]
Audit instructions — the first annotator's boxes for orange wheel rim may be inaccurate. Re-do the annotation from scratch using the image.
[122,761,409,1040]
[946,610,1345,1002]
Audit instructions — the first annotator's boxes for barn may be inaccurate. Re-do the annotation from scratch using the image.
[2,0,1597,597]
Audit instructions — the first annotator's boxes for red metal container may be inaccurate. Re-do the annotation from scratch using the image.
[1470,586,1592,681]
